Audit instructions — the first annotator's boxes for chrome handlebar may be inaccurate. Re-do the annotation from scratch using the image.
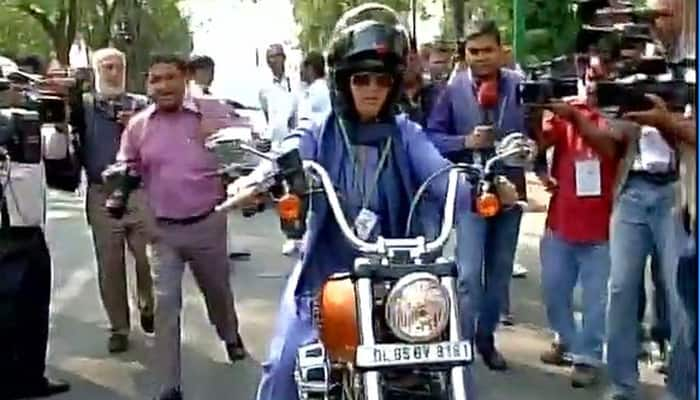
[215,132,536,256]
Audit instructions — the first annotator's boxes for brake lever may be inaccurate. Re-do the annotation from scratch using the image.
[215,188,259,213]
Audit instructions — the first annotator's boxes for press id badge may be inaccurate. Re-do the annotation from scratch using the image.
[354,208,378,241]
[575,158,602,197]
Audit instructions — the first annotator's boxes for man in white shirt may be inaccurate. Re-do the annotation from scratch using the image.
[258,44,300,256]
[298,51,331,122]
[258,44,297,149]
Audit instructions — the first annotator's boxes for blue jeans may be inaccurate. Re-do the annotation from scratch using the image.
[607,176,682,398]
[540,230,610,367]
[455,207,522,351]
[666,232,697,400]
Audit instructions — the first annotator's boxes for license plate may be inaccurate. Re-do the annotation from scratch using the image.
[355,341,473,368]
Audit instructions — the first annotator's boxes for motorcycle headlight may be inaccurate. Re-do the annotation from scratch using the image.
[384,272,450,343]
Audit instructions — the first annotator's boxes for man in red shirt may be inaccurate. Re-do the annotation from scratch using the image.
[535,63,622,387]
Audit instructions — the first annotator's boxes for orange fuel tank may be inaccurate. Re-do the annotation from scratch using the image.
[316,274,359,363]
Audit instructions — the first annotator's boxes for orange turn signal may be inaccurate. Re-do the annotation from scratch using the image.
[277,193,301,221]
[476,192,501,218]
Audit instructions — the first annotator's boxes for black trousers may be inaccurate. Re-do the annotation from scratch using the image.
[0,227,51,391]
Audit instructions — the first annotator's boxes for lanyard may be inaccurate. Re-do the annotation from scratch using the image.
[337,118,393,209]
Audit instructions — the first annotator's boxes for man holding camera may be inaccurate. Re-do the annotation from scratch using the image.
[426,20,530,371]
[535,58,621,388]
[70,48,154,354]
[0,61,70,399]
[114,54,245,400]
[605,0,696,398]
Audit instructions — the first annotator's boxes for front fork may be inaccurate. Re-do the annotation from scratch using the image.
[356,277,382,400]
[355,275,471,400]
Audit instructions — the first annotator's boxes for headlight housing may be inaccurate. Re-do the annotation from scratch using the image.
[384,272,450,343]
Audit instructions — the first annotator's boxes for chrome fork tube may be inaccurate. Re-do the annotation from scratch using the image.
[356,278,382,400]
[442,276,469,400]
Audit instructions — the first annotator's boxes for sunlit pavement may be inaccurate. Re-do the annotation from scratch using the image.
[43,189,664,399]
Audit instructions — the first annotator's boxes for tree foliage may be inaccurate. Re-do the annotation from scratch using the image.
[0,0,192,80]
[0,0,80,65]
[82,0,122,49]
[117,0,192,90]
[293,0,581,63]
[444,0,580,62]
[0,6,53,60]
[292,0,416,52]
[522,0,579,62]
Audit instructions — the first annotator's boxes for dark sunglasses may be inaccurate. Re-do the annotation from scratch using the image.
[350,72,393,88]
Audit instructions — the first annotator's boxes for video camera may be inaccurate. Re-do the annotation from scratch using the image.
[518,55,581,105]
[94,95,147,124]
[595,58,696,113]
[3,69,70,124]
[520,0,696,113]
[0,76,42,164]
[0,65,89,164]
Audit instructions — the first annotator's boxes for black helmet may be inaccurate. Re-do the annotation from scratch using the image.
[327,4,410,121]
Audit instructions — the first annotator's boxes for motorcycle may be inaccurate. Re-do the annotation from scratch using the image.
[215,132,536,400]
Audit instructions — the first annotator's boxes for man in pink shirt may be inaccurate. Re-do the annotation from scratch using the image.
[117,54,245,400]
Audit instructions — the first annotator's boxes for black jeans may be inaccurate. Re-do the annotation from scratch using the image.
[0,227,52,392]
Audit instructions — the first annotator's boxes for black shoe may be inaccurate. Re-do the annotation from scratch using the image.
[571,364,599,388]
[540,342,572,366]
[607,394,633,400]
[228,250,251,260]
[500,314,515,326]
[108,333,129,353]
[8,377,70,399]
[479,347,508,371]
[141,313,155,334]
[154,387,183,400]
[226,333,247,362]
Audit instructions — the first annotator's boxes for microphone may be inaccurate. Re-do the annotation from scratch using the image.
[473,80,499,166]
[477,79,499,124]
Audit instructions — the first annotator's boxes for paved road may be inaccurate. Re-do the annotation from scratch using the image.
[43,189,664,400]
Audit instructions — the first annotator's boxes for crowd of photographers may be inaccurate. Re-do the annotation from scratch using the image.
[0,0,696,399]
[399,3,695,398]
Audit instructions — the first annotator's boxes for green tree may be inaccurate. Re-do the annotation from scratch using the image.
[0,0,191,92]
[0,0,81,65]
[523,0,578,61]
[441,0,580,63]
[82,0,122,49]
[116,0,193,90]
[0,6,53,59]
[292,0,415,52]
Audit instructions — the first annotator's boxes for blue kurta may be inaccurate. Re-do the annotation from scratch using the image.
[255,112,477,400]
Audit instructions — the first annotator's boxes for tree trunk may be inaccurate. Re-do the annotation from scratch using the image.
[54,36,70,65]
[452,0,465,39]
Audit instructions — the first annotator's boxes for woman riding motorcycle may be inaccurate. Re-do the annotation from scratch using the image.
[229,5,479,399]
